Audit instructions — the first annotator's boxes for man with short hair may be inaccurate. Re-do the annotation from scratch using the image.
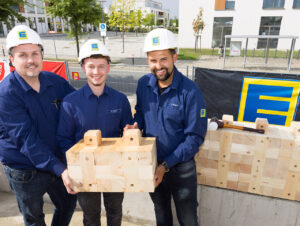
[127,28,207,226]
[0,25,76,226]
[57,39,133,226]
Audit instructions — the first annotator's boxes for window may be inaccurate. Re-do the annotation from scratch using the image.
[215,0,235,10]
[293,0,300,8]
[257,17,282,49]
[225,0,235,9]
[36,0,44,14]
[212,17,233,47]
[263,0,285,9]
[25,0,35,13]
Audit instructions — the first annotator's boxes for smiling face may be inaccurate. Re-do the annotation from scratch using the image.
[147,49,177,87]
[10,44,43,78]
[81,57,110,89]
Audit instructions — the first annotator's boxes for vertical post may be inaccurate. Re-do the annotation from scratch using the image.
[192,66,195,81]
[186,65,189,78]
[244,38,248,68]
[222,37,227,70]
[1,45,5,57]
[53,37,58,60]
[265,37,270,65]
[288,38,296,71]
[64,60,70,82]
[101,5,105,44]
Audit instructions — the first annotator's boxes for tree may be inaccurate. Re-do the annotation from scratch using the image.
[44,0,102,56]
[127,8,143,35]
[0,0,26,26]
[169,16,178,33]
[108,0,135,53]
[192,8,204,53]
[143,13,154,30]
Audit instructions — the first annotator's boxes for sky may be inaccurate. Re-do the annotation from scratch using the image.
[103,0,179,19]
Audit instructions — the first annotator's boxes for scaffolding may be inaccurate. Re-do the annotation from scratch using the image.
[222,35,298,71]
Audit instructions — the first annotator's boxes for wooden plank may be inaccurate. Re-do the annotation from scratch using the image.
[219,131,232,162]
[248,137,268,194]
[282,171,300,200]
[80,149,97,191]
[216,161,229,188]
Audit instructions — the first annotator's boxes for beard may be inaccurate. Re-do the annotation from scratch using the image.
[25,63,41,77]
[152,67,174,82]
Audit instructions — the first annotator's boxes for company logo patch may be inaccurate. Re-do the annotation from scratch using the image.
[18,31,27,40]
[152,37,160,46]
[91,43,99,51]
[200,109,206,118]
[238,77,300,126]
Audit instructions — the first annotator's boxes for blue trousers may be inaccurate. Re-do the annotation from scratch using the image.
[150,159,199,226]
[4,166,77,226]
[77,192,124,226]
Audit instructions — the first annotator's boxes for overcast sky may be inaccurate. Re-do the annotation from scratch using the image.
[103,0,179,19]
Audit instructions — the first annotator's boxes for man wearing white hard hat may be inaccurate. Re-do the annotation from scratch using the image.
[57,39,133,226]
[0,25,76,226]
[127,28,207,225]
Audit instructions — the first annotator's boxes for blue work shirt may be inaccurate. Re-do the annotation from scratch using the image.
[57,83,134,154]
[0,70,75,176]
[134,66,207,168]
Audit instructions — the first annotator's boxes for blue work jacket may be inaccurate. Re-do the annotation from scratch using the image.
[57,83,134,154]
[134,66,207,168]
[0,70,75,176]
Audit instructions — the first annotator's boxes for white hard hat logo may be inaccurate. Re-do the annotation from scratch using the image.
[18,31,28,40]
[152,37,160,46]
[91,43,99,51]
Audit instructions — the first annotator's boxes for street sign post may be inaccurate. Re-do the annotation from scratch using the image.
[99,23,107,37]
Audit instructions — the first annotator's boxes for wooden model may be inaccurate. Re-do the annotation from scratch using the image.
[66,129,157,192]
[195,116,300,201]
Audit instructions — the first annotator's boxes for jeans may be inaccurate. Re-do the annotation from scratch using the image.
[4,166,77,226]
[150,159,198,226]
[77,192,124,226]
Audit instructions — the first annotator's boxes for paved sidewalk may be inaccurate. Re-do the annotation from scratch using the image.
[0,191,150,226]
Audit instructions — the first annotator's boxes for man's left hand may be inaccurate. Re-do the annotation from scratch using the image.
[154,164,166,188]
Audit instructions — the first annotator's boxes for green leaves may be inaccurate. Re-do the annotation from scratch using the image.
[0,0,26,25]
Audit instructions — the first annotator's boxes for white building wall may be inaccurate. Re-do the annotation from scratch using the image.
[179,0,300,50]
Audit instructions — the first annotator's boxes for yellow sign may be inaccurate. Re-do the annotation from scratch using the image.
[238,77,300,126]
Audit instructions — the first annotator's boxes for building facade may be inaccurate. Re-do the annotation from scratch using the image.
[112,0,170,26]
[0,0,94,36]
[178,0,300,50]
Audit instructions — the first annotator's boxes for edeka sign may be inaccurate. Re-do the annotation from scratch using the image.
[238,77,300,126]
[194,68,300,126]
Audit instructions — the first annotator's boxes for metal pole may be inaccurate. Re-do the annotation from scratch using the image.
[222,37,227,70]
[244,38,248,68]
[186,65,189,78]
[64,60,70,82]
[101,5,105,44]
[265,38,270,65]
[53,37,58,60]
[288,38,296,71]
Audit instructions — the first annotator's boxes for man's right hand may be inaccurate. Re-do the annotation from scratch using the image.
[61,169,77,195]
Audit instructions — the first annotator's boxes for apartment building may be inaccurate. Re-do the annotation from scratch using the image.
[113,0,170,26]
[178,0,300,50]
[0,0,94,36]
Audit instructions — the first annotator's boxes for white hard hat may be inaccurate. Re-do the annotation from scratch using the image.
[144,28,177,53]
[6,25,43,51]
[78,39,110,63]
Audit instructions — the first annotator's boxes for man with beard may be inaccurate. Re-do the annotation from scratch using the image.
[56,39,133,226]
[0,25,76,226]
[126,28,207,226]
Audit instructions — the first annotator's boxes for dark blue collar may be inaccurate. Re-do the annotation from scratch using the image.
[13,70,53,93]
[83,83,109,99]
[148,66,181,92]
